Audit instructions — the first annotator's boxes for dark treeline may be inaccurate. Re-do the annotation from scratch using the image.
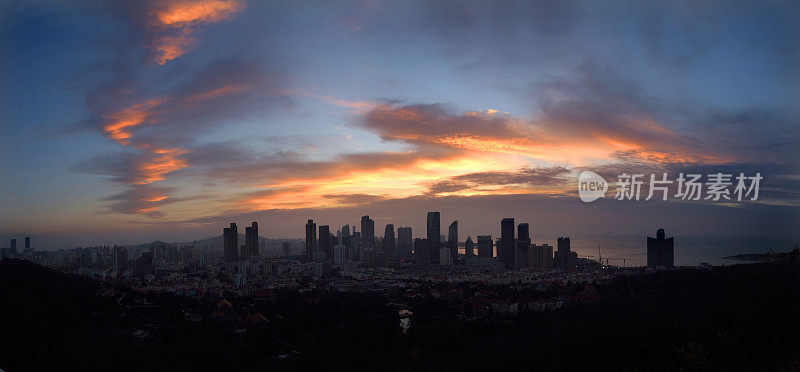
[1,259,799,370]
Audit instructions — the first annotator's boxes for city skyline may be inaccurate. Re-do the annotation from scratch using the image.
[3,1,800,369]
[2,0,799,251]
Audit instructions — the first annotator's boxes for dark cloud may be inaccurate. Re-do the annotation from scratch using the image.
[360,103,533,144]
[426,167,571,195]
[101,184,204,218]
[183,140,460,185]
[322,194,388,205]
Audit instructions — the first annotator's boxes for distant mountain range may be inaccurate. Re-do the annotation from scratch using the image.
[128,235,302,250]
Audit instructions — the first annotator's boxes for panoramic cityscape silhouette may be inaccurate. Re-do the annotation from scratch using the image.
[1,0,799,370]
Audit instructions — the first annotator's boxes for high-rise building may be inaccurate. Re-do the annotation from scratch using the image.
[113,246,128,272]
[501,218,516,266]
[415,238,428,267]
[245,222,258,259]
[361,216,375,248]
[554,237,577,271]
[647,228,675,268]
[333,244,345,265]
[24,236,30,252]
[384,224,395,257]
[352,231,361,260]
[447,220,458,261]
[134,251,154,279]
[223,223,238,263]
[340,224,352,259]
[319,225,332,260]
[477,235,493,258]
[517,223,530,242]
[464,236,474,258]
[427,212,441,265]
[516,223,531,266]
[305,220,317,262]
[281,241,290,257]
[10,239,16,254]
[397,227,412,259]
[529,244,553,269]
[439,246,452,265]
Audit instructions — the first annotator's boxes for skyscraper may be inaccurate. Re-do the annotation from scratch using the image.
[477,235,493,258]
[340,224,351,258]
[113,246,128,271]
[464,236,474,258]
[10,239,16,254]
[447,220,458,261]
[427,212,441,265]
[517,223,530,242]
[24,236,30,252]
[245,221,258,259]
[223,223,238,262]
[554,237,577,271]
[305,219,317,262]
[281,241,290,257]
[319,225,332,260]
[501,218,515,266]
[530,244,553,269]
[647,228,675,268]
[516,223,531,266]
[361,215,375,248]
[415,238,428,267]
[397,226,412,259]
[384,224,395,257]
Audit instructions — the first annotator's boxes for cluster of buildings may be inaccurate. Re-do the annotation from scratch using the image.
[0,236,31,258]
[5,211,675,294]
[296,213,585,272]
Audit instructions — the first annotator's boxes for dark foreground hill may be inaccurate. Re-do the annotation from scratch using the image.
[1,259,800,371]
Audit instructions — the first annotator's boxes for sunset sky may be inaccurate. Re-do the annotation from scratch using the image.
[1,0,798,249]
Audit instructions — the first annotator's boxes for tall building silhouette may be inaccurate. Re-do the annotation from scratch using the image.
[245,221,258,259]
[134,251,154,279]
[397,226,412,259]
[281,241,290,257]
[352,230,361,260]
[223,223,238,262]
[517,223,530,241]
[647,228,675,268]
[340,224,351,258]
[319,225,332,260]
[415,238,427,267]
[447,220,458,261]
[530,244,553,269]
[24,236,30,251]
[10,239,16,254]
[516,223,531,266]
[113,246,128,271]
[361,216,374,248]
[554,237,577,271]
[464,236,474,258]
[383,224,395,257]
[305,219,317,262]
[500,218,515,265]
[427,212,441,265]
[477,235,493,258]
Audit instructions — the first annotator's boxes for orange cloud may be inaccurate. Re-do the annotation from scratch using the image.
[154,0,245,26]
[183,84,249,102]
[102,98,168,145]
[147,0,246,65]
[135,147,190,185]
